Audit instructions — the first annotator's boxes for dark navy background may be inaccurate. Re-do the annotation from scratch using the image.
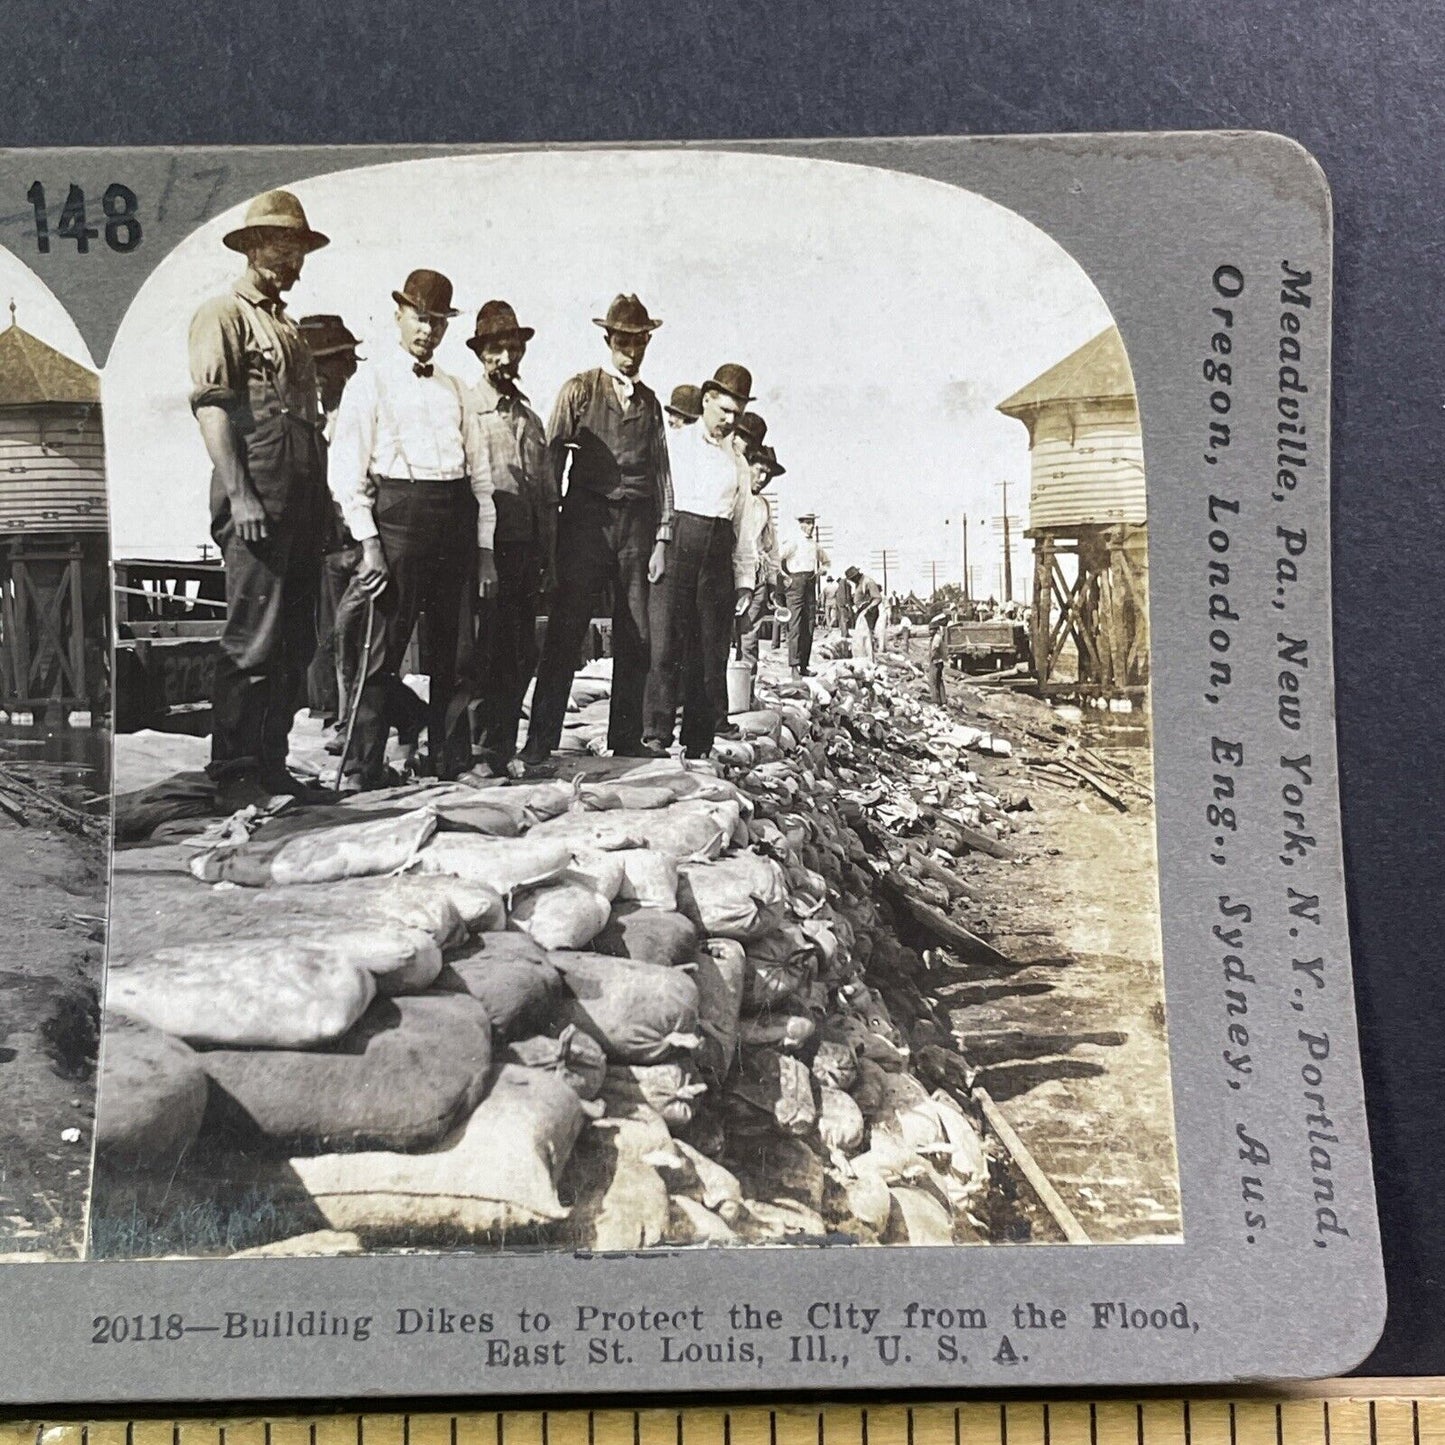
[1,0,1439,1378]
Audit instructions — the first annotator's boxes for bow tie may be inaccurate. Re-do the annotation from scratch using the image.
[413,362,434,378]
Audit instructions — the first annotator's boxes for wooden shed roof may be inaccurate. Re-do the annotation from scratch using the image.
[0,321,99,406]
[996,326,1134,417]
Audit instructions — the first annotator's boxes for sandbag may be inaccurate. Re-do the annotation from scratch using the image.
[817,1085,867,1154]
[549,951,701,1064]
[191,807,438,887]
[592,905,699,967]
[508,880,612,950]
[559,1111,672,1250]
[647,1138,745,1222]
[732,709,781,740]
[677,852,790,941]
[736,1198,827,1241]
[836,1166,893,1236]
[292,1063,585,1237]
[692,939,747,1082]
[610,849,679,910]
[276,874,473,948]
[811,1039,858,1091]
[602,1063,708,1131]
[437,932,563,1042]
[414,835,573,898]
[738,1014,814,1051]
[531,803,731,862]
[107,939,376,1049]
[201,994,492,1151]
[95,1013,208,1172]
[743,927,818,1012]
[730,1048,816,1136]
[508,1026,608,1101]
[580,783,680,812]
[564,853,628,902]
[666,1194,740,1245]
[326,926,442,995]
[884,1184,954,1245]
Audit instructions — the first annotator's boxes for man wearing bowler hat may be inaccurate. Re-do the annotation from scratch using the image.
[779,510,830,676]
[644,363,757,759]
[329,268,498,790]
[188,189,330,807]
[665,383,702,431]
[461,299,555,774]
[517,293,674,767]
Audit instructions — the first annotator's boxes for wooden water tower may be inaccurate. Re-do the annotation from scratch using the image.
[996,326,1149,703]
[0,305,109,721]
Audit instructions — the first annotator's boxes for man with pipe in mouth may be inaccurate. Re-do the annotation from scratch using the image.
[460,299,555,775]
[328,268,497,791]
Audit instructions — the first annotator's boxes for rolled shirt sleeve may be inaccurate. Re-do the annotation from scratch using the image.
[187,296,248,414]
[328,365,381,543]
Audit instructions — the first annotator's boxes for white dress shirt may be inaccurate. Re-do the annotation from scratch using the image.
[781,531,829,575]
[668,421,745,521]
[329,342,496,547]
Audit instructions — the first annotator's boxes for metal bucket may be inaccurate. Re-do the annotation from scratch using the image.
[726,657,755,714]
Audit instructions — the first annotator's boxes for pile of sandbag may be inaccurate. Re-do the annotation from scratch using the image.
[102,658,1003,1252]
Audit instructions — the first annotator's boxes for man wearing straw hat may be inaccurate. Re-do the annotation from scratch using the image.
[517,293,674,767]
[188,189,330,807]
[461,299,554,774]
[779,510,830,677]
[329,268,497,790]
[643,362,756,759]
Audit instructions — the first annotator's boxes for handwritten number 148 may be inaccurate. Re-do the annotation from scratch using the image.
[27,182,142,254]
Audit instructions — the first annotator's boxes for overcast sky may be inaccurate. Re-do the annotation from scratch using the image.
[0,246,96,369]
[104,149,1115,596]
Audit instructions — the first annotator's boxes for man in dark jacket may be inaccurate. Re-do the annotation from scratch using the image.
[462,300,555,773]
[518,294,674,765]
[188,190,329,807]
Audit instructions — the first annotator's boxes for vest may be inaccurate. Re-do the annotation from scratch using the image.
[566,368,659,507]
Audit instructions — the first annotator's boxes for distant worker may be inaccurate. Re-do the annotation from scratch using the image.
[188,190,329,808]
[928,612,950,706]
[518,293,673,767]
[779,510,829,677]
[822,573,841,631]
[665,383,702,431]
[845,565,883,664]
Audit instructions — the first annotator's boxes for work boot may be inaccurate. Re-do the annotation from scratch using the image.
[260,767,330,804]
[212,772,281,815]
[617,739,670,760]
[516,739,553,768]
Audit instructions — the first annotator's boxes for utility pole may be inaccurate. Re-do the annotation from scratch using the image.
[869,548,897,597]
[997,480,1015,603]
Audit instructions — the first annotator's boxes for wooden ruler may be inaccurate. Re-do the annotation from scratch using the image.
[5,1387,1445,1445]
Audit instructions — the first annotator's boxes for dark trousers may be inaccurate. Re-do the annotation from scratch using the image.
[208,509,321,783]
[785,571,818,669]
[349,479,476,785]
[739,578,772,665]
[307,543,360,719]
[476,540,540,765]
[527,490,655,756]
[645,511,735,753]
[931,660,947,706]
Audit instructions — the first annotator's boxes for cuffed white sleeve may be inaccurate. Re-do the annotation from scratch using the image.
[329,366,380,542]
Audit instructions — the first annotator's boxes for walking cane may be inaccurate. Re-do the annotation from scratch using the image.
[333,597,376,793]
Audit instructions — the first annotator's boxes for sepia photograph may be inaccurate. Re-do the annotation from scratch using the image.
[91,148,1176,1259]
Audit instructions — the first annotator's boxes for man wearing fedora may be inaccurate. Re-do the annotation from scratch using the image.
[643,363,756,759]
[461,299,554,774]
[329,268,498,790]
[737,438,785,668]
[517,293,674,767]
[779,510,830,676]
[665,383,702,431]
[188,189,330,806]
